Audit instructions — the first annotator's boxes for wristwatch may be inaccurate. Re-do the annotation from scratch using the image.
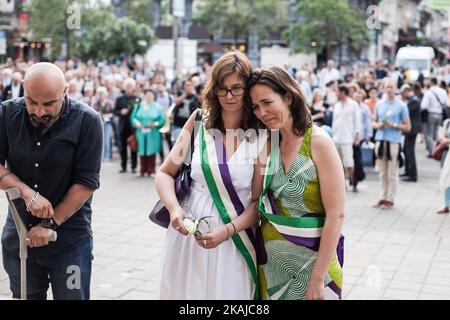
[41,218,59,231]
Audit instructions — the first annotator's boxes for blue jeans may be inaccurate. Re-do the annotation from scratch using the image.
[445,187,450,208]
[103,122,113,160]
[2,235,93,300]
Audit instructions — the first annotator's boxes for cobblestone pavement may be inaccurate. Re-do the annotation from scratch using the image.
[1,142,449,300]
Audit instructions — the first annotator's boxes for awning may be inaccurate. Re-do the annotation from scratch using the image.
[198,42,223,54]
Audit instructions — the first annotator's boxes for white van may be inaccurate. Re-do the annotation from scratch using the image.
[394,46,435,81]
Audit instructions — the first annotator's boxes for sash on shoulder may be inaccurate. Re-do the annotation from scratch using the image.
[199,123,259,300]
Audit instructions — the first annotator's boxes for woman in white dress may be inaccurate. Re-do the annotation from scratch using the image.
[155,51,265,299]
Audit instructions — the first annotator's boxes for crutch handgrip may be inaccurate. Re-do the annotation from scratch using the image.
[48,231,57,242]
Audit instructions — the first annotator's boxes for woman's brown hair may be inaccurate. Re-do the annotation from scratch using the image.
[248,66,312,136]
[202,51,258,132]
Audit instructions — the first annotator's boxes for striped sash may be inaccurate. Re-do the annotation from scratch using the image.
[259,148,325,249]
[199,123,259,300]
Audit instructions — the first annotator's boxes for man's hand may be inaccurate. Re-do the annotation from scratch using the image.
[385,120,396,129]
[24,192,54,218]
[374,121,384,130]
[26,225,54,248]
[120,108,129,116]
[442,137,450,146]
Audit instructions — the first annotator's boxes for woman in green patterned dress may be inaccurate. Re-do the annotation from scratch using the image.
[249,66,345,300]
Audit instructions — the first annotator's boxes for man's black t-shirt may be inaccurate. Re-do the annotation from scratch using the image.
[173,94,200,128]
[114,94,140,137]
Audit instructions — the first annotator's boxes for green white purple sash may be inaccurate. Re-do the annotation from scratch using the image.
[259,148,325,251]
[199,122,258,300]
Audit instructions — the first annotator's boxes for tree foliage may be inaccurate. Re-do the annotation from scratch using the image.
[26,0,156,61]
[285,0,369,56]
[194,0,287,45]
[75,12,156,61]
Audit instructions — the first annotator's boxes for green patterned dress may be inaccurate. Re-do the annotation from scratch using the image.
[258,126,344,300]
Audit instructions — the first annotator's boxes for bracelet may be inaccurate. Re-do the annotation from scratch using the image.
[0,171,12,182]
[225,224,231,240]
[26,192,40,213]
[230,221,237,236]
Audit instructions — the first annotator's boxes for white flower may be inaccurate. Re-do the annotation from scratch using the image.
[183,218,197,235]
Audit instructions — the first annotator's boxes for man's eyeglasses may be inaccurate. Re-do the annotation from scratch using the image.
[214,86,244,97]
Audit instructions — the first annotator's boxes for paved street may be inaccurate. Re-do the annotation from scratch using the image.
[1,141,449,300]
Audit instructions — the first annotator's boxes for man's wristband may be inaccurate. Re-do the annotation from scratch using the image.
[26,192,40,212]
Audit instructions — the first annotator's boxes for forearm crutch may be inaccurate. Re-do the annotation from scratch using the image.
[5,188,57,300]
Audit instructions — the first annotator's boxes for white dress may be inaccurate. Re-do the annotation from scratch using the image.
[155,131,260,300]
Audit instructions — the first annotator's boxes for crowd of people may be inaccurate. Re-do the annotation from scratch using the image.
[1,52,450,300]
[292,58,450,211]
[2,56,450,209]
[2,55,449,213]
[0,58,208,177]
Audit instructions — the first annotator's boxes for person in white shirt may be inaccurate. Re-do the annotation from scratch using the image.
[10,72,23,99]
[319,60,340,89]
[421,78,449,157]
[2,72,23,102]
[332,85,361,190]
[296,70,312,105]
[1,68,12,88]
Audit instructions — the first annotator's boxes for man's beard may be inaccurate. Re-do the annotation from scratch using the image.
[29,114,59,132]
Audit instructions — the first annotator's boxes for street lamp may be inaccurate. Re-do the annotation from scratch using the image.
[172,0,185,74]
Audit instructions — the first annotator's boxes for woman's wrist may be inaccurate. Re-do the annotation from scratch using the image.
[168,203,183,217]
[310,273,325,283]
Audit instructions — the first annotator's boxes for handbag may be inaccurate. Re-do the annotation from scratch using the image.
[433,140,448,161]
[360,141,375,167]
[420,109,428,123]
[397,144,405,168]
[148,109,201,228]
[127,134,137,152]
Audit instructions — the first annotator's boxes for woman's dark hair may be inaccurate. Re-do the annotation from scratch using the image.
[144,87,156,101]
[143,88,156,98]
[202,51,257,132]
[248,66,312,136]
[412,81,423,96]
[338,85,349,96]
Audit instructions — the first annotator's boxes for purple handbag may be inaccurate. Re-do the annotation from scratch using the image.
[148,110,200,228]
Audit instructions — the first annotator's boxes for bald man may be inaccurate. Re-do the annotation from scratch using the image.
[0,62,103,299]
[2,72,24,102]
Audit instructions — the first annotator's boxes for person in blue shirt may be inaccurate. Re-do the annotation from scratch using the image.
[372,78,411,209]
